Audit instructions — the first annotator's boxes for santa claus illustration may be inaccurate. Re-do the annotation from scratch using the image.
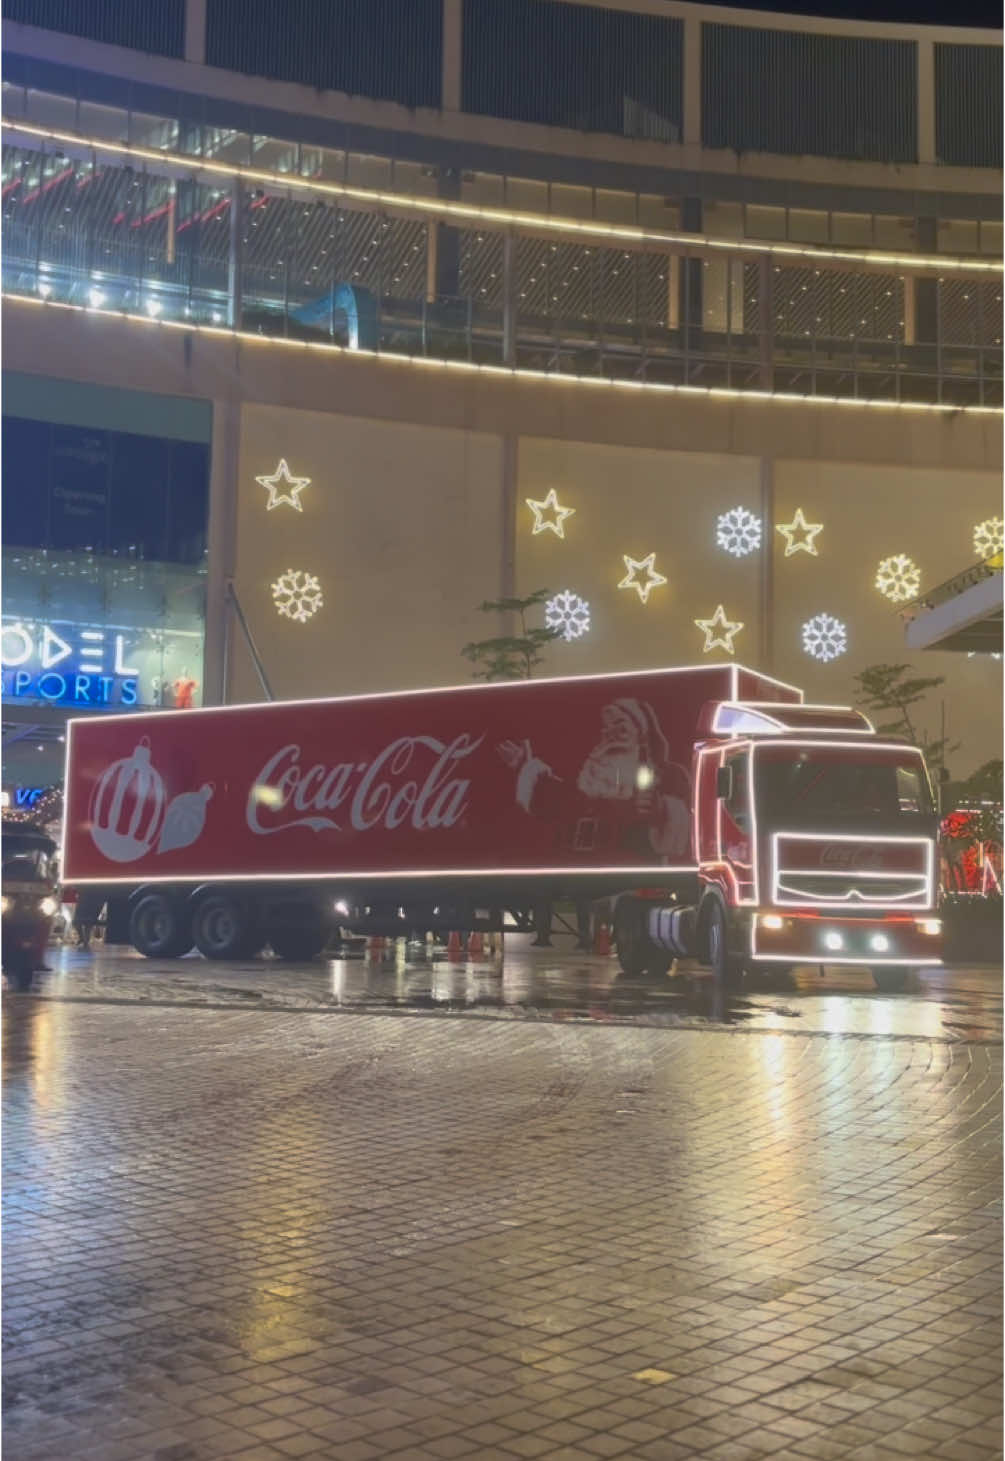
[498,698,691,862]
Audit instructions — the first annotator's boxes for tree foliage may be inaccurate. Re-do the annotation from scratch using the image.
[461,588,562,681]
[853,662,959,776]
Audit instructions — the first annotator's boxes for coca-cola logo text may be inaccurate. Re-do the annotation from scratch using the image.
[246,734,484,837]
[820,844,884,871]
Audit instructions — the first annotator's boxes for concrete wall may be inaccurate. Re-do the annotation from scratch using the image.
[4,296,1002,773]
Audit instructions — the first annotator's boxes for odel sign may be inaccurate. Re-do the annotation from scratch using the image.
[1,618,139,707]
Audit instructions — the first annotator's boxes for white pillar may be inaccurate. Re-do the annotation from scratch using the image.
[918,36,936,165]
[184,0,206,66]
[683,13,702,147]
[442,0,462,112]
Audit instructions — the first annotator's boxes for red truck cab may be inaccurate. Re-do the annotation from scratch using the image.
[682,701,942,991]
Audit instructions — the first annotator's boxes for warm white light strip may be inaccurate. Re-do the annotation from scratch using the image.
[4,119,1002,277]
[62,864,701,886]
[748,951,941,966]
[6,292,1001,418]
[769,829,936,910]
[62,660,755,728]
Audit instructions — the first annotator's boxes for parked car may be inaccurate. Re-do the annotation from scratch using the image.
[2,822,59,990]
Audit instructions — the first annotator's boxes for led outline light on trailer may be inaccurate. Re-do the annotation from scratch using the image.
[58,662,802,730]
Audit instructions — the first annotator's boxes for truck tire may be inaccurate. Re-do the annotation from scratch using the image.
[130,893,193,959]
[613,896,668,978]
[703,899,743,991]
[872,966,910,994]
[191,893,261,961]
[269,925,328,962]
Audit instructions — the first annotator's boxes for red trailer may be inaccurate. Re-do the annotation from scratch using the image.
[62,663,943,989]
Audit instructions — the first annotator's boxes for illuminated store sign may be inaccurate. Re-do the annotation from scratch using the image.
[1,617,202,711]
[2,619,140,706]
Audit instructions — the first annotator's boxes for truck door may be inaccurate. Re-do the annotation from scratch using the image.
[720,747,755,903]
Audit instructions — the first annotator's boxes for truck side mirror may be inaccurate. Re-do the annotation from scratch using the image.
[716,766,733,800]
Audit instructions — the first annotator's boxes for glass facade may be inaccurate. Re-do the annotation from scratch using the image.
[1,393,210,716]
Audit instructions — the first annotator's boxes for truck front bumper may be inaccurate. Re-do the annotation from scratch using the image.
[749,911,943,966]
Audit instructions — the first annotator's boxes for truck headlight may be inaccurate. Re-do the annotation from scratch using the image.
[759,913,784,930]
[0,896,9,915]
[870,934,890,953]
[823,931,844,951]
[916,919,941,936]
[39,896,58,917]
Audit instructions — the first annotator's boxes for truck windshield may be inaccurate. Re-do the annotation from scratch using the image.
[754,747,934,826]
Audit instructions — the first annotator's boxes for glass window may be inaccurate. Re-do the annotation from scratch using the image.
[166,442,210,565]
[108,432,168,561]
[939,219,979,255]
[757,749,934,825]
[49,425,110,553]
[745,205,786,242]
[724,752,751,833]
[2,417,51,547]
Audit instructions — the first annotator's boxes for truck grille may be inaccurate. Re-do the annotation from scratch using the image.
[776,873,928,905]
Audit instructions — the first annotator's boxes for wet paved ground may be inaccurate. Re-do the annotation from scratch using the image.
[3,945,1002,1461]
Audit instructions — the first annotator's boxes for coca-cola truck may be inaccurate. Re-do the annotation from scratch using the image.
[62,663,943,991]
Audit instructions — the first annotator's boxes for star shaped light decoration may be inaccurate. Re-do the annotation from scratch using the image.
[256,459,311,512]
[618,553,667,605]
[695,604,744,655]
[525,488,575,538]
[776,507,823,557]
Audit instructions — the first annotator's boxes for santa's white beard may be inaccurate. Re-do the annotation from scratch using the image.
[577,749,639,800]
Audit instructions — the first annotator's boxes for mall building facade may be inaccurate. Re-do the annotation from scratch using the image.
[1,0,1002,798]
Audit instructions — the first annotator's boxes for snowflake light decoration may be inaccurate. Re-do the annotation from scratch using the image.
[271,569,323,623]
[545,590,591,642]
[875,554,921,604]
[973,517,1003,561]
[802,613,847,663]
[716,507,762,558]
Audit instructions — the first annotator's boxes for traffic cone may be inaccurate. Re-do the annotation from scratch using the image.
[447,930,463,958]
[468,931,484,957]
[594,921,613,957]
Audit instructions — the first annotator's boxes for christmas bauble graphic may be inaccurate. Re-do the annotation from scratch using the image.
[157,784,214,854]
[89,740,166,863]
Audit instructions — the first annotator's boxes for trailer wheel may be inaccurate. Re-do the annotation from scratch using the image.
[269,925,328,962]
[703,899,743,992]
[191,893,261,961]
[872,966,910,994]
[130,893,193,959]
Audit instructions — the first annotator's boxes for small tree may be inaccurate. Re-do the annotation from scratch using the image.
[461,588,561,681]
[853,662,959,777]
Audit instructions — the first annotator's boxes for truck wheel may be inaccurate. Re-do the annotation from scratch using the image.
[614,896,660,977]
[130,893,193,959]
[192,893,260,961]
[872,966,910,994]
[269,926,327,961]
[705,900,743,992]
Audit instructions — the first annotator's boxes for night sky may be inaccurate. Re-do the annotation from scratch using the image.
[696,0,1001,26]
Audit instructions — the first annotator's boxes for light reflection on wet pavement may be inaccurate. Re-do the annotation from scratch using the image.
[14,936,1003,1042]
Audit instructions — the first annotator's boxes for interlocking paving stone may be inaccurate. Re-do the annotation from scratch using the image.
[3,1000,1002,1460]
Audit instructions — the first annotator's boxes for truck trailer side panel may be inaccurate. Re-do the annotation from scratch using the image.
[63,665,801,885]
